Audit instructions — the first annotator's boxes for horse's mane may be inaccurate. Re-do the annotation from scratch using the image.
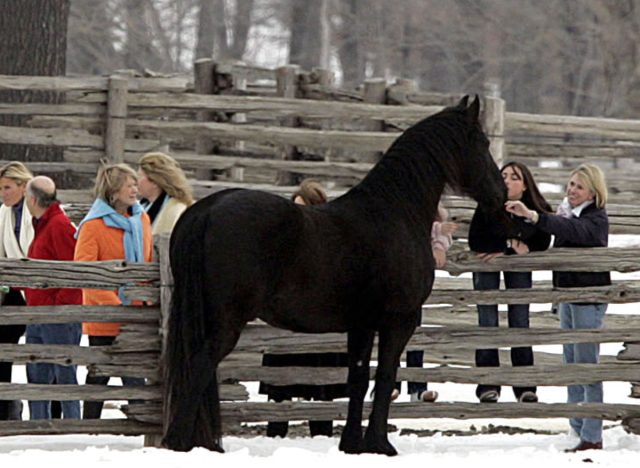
[348,106,470,219]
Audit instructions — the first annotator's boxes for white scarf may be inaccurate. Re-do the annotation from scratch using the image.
[0,198,34,259]
[556,197,593,219]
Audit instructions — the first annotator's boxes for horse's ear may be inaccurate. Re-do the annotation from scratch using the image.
[457,95,470,109]
[467,95,481,122]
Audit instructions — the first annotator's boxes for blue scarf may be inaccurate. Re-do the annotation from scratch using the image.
[77,198,145,304]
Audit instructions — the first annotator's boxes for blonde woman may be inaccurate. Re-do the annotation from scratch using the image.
[0,161,34,420]
[506,164,609,452]
[74,163,153,419]
[137,152,194,235]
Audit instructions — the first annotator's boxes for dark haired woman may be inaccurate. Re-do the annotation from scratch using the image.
[469,161,551,404]
[259,180,348,438]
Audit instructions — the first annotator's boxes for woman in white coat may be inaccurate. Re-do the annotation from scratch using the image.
[0,161,34,420]
[137,152,194,235]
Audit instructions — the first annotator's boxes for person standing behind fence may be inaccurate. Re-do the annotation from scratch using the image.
[137,152,194,235]
[23,176,82,419]
[506,163,609,453]
[259,179,349,438]
[391,202,457,403]
[0,161,34,421]
[74,164,153,419]
[469,161,551,404]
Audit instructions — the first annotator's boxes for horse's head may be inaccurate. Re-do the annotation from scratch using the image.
[454,95,506,213]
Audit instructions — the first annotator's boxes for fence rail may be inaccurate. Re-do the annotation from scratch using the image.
[1,64,640,442]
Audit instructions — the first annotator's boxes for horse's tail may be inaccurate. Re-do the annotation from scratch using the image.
[162,206,223,453]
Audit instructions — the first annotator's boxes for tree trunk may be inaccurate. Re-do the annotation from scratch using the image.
[230,0,255,60]
[335,0,365,86]
[195,0,215,59]
[0,0,69,163]
[288,0,323,70]
[67,0,121,74]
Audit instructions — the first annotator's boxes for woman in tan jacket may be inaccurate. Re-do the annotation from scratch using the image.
[137,152,194,235]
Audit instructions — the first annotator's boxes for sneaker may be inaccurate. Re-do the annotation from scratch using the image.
[390,389,400,401]
[479,390,499,403]
[518,391,538,403]
[420,390,438,402]
[564,440,602,452]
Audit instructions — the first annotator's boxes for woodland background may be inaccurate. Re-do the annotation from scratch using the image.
[3,0,640,118]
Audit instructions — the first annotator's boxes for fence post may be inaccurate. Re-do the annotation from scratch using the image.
[312,68,335,163]
[194,58,218,181]
[482,81,505,167]
[144,233,172,447]
[275,65,300,186]
[361,78,387,163]
[230,63,247,181]
[105,75,128,164]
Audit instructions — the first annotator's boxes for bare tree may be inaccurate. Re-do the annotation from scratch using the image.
[0,0,69,162]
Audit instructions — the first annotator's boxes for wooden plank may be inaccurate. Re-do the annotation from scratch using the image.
[232,324,640,353]
[220,362,640,386]
[0,124,159,151]
[125,119,398,152]
[0,102,104,115]
[426,284,640,305]
[219,401,640,423]
[0,343,158,367]
[0,419,160,436]
[0,305,159,324]
[445,247,640,274]
[506,111,640,141]
[0,382,160,400]
[0,74,191,92]
[0,258,159,288]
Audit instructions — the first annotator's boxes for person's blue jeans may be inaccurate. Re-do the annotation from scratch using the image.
[560,302,607,444]
[26,323,82,419]
[473,271,535,399]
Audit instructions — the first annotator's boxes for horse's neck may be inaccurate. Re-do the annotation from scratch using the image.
[351,139,446,226]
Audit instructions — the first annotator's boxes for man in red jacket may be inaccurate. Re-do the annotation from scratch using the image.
[24,176,82,419]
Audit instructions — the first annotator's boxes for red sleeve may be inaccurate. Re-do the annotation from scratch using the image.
[52,218,82,305]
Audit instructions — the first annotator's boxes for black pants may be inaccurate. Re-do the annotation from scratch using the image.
[473,271,536,400]
[83,335,145,419]
[0,289,26,420]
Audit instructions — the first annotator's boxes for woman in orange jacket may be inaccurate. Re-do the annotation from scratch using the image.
[74,163,153,419]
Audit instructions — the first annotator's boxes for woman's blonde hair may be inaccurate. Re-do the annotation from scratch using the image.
[0,161,33,186]
[570,164,608,209]
[291,179,327,206]
[94,163,138,207]
[138,152,194,206]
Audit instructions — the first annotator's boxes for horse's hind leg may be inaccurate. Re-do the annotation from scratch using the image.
[338,328,374,454]
[364,317,416,456]
[163,318,245,453]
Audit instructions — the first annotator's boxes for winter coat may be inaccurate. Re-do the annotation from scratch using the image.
[537,203,610,289]
[74,207,153,336]
[24,202,82,306]
[469,202,551,255]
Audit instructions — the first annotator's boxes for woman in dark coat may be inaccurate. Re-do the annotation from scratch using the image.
[506,163,609,452]
[469,161,551,404]
[259,180,348,438]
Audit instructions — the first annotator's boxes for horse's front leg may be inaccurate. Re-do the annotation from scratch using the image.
[338,328,374,454]
[364,316,416,456]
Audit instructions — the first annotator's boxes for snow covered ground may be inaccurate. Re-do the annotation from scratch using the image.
[1,235,638,466]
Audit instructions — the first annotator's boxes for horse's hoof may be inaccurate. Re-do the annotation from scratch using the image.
[339,433,365,454]
[363,435,398,456]
[163,432,225,454]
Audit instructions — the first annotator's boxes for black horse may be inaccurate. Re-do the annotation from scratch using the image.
[163,96,506,456]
